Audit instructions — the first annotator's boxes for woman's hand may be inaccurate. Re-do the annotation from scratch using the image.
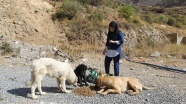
[109,40,114,43]
[109,40,119,44]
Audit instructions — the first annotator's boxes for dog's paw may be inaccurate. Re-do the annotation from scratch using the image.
[57,89,62,92]
[85,83,89,86]
[101,92,107,96]
[32,95,39,100]
[65,90,72,93]
[126,90,133,94]
[129,93,135,96]
[127,91,135,96]
[40,92,47,95]
[97,91,101,94]
[79,84,84,86]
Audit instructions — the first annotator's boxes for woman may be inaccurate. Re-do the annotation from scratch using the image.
[103,21,124,76]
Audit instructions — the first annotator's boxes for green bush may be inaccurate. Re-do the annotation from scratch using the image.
[89,9,104,23]
[118,5,135,20]
[55,11,64,19]
[132,18,140,24]
[182,17,186,25]
[175,21,183,28]
[101,0,117,8]
[146,37,155,48]
[55,0,84,20]
[176,16,186,25]
[167,17,176,26]
[1,42,14,55]
[145,15,154,24]
[155,14,168,24]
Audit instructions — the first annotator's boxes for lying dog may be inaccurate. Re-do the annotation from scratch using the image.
[95,73,154,95]
[74,64,89,86]
[26,58,77,99]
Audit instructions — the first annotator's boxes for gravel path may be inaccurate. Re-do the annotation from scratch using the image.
[0,57,186,104]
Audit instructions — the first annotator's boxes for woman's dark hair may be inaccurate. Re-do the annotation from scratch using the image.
[108,21,119,36]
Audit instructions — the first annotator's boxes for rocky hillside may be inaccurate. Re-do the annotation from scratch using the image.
[0,0,169,45]
[0,0,63,45]
[119,0,186,7]
[0,0,186,60]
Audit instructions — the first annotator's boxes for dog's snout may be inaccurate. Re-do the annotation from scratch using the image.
[94,85,100,90]
[73,82,78,87]
[74,84,77,87]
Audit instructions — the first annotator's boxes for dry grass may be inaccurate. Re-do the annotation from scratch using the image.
[125,40,186,58]
[153,23,186,37]
[59,43,103,61]
[162,44,186,55]
[165,6,186,15]
[125,38,158,57]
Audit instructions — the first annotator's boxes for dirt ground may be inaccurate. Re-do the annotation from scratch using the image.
[1,54,186,104]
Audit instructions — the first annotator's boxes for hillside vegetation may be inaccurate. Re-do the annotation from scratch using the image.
[0,0,186,60]
[50,0,186,58]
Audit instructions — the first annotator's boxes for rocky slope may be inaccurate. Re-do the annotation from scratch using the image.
[0,0,186,58]
[119,0,186,7]
[0,0,62,45]
[1,0,185,48]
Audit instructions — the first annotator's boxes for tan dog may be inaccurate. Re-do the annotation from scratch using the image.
[95,73,154,95]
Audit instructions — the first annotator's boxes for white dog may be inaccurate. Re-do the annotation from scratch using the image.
[26,58,77,99]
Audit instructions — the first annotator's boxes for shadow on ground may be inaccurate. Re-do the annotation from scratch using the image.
[7,87,65,98]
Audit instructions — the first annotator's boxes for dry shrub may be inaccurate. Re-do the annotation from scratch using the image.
[59,43,102,61]
[134,39,155,57]
[73,86,96,97]
[126,37,163,57]
[67,18,102,43]
[162,44,186,55]
[63,16,105,60]
[126,42,186,58]
[1,42,14,55]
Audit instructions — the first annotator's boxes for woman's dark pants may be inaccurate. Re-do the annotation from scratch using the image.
[104,54,120,76]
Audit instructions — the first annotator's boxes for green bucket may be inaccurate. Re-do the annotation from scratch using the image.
[87,69,98,83]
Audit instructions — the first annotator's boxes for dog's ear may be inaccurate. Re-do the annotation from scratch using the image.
[97,78,102,84]
[95,76,102,84]
[99,71,104,75]
[99,75,104,84]
[99,71,107,76]
[87,67,92,70]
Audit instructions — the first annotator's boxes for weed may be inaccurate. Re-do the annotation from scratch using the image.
[162,44,186,55]
[167,17,176,26]
[132,18,140,25]
[1,42,14,55]
[175,21,183,28]
[155,14,168,24]
[145,15,154,24]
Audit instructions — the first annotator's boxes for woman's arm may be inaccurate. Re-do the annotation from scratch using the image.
[118,31,124,45]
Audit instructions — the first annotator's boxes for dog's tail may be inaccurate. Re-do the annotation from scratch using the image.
[142,85,154,90]
[25,71,34,86]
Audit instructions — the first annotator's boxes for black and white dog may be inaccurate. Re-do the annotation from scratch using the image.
[74,64,89,86]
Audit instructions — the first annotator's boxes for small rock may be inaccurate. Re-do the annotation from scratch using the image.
[130,68,134,70]
[150,51,161,57]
